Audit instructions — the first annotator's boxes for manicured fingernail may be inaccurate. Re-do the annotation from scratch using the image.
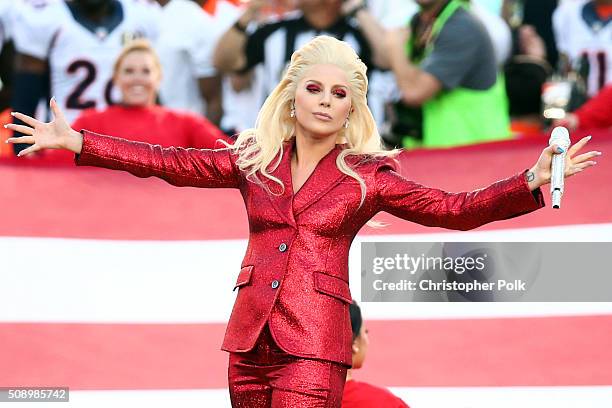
[596,151,602,155]
[17,152,21,157]
[3,124,7,128]
[586,135,592,140]
[10,112,15,116]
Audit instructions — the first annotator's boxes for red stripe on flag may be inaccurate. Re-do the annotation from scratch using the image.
[1,315,610,390]
[1,131,610,240]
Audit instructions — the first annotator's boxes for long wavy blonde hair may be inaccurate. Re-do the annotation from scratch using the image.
[231,35,399,206]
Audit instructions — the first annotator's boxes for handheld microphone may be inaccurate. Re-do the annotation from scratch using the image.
[549,126,571,209]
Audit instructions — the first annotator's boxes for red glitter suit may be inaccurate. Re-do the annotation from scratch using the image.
[75,131,545,407]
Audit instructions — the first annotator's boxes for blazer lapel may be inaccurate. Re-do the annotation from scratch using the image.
[292,144,347,216]
[263,141,297,228]
[262,141,348,224]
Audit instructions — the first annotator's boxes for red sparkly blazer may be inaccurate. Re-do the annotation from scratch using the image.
[75,131,545,367]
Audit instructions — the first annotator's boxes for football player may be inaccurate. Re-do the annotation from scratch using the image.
[10,0,160,154]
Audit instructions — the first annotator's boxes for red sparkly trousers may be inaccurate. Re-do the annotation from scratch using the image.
[228,323,347,407]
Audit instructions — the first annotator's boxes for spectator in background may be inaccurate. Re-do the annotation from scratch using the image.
[371,0,511,147]
[367,0,418,28]
[503,0,559,69]
[201,0,265,136]
[502,0,558,137]
[554,84,612,131]
[155,0,225,126]
[10,0,161,155]
[342,300,410,408]
[72,40,229,149]
[0,0,14,111]
[385,0,511,148]
[0,0,15,157]
[357,0,418,132]
[504,25,552,137]
[553,0,612,97]
[469,0,512,67]
[213,0,387,113]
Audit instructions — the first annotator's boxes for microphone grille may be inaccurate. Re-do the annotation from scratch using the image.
[549,126,571,148]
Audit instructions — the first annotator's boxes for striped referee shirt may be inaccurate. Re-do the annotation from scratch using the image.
[241,11,375,98]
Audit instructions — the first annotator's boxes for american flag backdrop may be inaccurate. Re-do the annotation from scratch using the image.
[1,131,611,407]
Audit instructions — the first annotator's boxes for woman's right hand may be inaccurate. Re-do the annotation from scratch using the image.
[4,98,83,156]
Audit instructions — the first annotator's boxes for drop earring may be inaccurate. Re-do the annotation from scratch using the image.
[343,118,350,128]
[290,103,296,118]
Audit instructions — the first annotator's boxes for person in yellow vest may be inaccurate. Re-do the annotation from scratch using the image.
[385,0,511,148]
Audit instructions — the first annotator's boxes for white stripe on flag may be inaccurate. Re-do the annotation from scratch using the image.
[2,224,612,323]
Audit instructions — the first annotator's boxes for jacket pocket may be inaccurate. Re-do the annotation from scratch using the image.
[233,265,254,291]
[313,271,352,303]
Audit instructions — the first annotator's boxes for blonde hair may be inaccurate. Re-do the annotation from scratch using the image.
[112,39,162,81]
[231,35,399,207]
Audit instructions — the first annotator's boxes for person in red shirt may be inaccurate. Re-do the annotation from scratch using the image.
[342,300,410,408]
[72,39,231,149]
[554,85,612,130]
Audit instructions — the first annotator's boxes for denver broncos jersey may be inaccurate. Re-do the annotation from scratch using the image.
[553,0,612,96]
[12,0,161,122]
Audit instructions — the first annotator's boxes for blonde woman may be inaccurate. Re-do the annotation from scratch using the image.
[72,40,230,149]
[5,36,599,407]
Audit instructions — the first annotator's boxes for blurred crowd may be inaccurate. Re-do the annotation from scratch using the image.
[0,0,610,160]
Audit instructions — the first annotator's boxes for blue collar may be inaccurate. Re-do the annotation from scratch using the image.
[66,0,124,40]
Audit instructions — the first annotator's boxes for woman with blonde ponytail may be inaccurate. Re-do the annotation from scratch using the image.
[6,35,599,407]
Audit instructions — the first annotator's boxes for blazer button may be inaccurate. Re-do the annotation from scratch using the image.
[271,280,280,289]
[278,243,288,252]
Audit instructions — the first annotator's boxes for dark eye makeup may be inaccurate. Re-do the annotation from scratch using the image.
[305,83,347,98]
[306,84,321,93]
[333,89,347,98]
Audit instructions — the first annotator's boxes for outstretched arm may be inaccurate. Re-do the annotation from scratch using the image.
[376,137,599,230]
[376,165,545,231]
[5,99,241,189]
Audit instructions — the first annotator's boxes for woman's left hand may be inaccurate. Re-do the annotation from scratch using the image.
[527,135,601,191]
